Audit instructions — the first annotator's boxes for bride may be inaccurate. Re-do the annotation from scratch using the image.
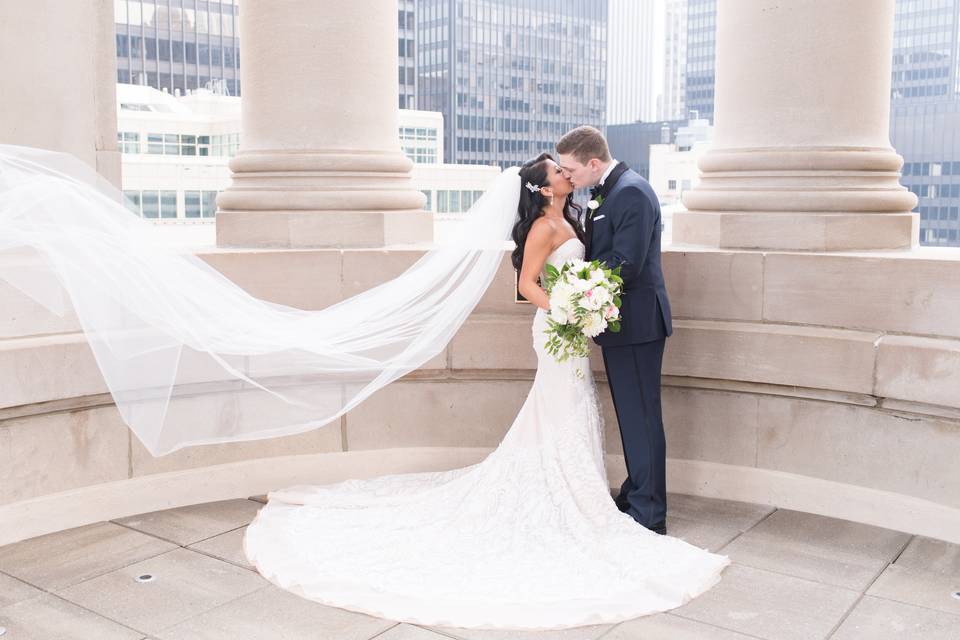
[242,153,730,629]
[0,146,728,630]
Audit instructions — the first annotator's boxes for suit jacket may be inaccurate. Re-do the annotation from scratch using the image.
[585,164,672,346]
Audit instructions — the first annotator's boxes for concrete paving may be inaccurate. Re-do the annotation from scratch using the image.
[0,494,956,640]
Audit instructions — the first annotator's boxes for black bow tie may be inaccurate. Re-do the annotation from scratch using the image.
[589,185,601,199]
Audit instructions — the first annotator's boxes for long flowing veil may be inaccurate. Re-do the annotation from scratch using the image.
[0,145,520,456]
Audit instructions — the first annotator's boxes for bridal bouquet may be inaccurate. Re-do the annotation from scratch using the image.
[542,259,623,362]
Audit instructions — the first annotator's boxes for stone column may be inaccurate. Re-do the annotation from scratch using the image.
[675,0,918,251]
[216,0,431,248]
[0,0,119,186]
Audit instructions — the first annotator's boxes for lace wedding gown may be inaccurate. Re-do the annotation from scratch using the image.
[243,238,730,629]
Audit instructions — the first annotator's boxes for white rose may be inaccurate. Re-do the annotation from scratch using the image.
[587,199,600,210]
[588,269,605,284]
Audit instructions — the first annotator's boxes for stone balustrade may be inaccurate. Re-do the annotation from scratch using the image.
[2,245,959,546]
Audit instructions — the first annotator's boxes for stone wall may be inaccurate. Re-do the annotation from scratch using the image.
[2,245,959,544]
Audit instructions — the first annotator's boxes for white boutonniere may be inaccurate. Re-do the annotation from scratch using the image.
[587,194,604,217]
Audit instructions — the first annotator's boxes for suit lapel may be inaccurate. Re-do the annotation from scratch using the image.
[586,163,630,259]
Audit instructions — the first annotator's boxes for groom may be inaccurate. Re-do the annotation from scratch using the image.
[557,126,672,535]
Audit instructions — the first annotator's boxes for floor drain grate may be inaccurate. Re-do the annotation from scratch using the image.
[135,573,156,583]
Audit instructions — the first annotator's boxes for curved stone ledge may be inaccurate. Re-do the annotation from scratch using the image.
[3,378,958,543]
[6,246,960,340]
[2,449,957,548]
[6,318,957,414]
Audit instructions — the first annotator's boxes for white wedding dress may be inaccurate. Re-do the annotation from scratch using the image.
[244,237,730,630]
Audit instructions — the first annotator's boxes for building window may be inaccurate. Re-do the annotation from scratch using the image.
[117,131,140,154]
[185,191,202,218]
[160,191,177,218]
[123,190,141,216]
[421,190,432,210]
[202,191,218,218]
[147,133,164,155]
[668,179,678,189]
[180,135,196,156]
[142,191,160,218]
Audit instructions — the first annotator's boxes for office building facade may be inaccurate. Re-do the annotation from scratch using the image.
[661,0,688,121]
[114,0,241,96]
[685,0,716,122]
[416,0,607,167]
[607,0,664,125]
[399,0,417,108]
[890,0,960,246]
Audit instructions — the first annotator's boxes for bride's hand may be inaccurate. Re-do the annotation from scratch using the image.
[517,221,554,310]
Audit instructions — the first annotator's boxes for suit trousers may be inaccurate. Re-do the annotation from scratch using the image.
[601,338,667,527]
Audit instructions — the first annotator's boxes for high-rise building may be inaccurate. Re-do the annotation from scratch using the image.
[416,0,607,167]
[398,0,417,108]
[892,102,960,246]
[114,0,241,96]
[890,0,958,102]
[606,0,664,125]
[889,0,960,246]
[684,0,716,122]
[607,120,682,182]
[661,0,688,121]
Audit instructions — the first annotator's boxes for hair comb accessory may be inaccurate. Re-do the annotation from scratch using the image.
[525,181,541,194]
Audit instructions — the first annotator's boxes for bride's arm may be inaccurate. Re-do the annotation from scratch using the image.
[517,220,553,311]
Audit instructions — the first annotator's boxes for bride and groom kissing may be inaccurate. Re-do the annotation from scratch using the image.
[244,126,727,629]
[552,125,673,536]
[516,125,673,534]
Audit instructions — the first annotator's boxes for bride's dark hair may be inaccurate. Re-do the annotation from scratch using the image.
[511,152,584,271]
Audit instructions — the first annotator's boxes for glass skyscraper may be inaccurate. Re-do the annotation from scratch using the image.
[399,0,417,108]
[684,0,716,122]
[416,0,607,168]
[890,0,958,101]
[114,1,241,96]
[889,0,960,246]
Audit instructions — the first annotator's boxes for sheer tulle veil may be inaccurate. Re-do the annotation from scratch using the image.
[0,145,520,456]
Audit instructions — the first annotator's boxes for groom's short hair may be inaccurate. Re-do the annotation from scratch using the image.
[557,126,611,164]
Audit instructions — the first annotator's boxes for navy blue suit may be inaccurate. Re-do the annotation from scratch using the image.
[585,162,672,530]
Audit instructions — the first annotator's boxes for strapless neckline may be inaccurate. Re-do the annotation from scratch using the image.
[547,237,585,266]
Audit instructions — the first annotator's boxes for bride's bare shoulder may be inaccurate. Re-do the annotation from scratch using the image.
[528,216,558,238]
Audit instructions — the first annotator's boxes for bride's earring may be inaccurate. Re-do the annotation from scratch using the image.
[550,195,555,206]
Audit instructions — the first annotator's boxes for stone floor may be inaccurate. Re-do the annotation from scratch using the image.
[0,493,958,640]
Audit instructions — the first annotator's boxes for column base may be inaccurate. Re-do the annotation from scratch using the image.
[672,211,919,251]
[216,210,434,249]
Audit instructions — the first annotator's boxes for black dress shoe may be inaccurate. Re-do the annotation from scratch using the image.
[614,494,630,513]
[646,521,667,535]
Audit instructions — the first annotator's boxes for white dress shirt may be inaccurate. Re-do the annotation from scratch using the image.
[599,159,619,186]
